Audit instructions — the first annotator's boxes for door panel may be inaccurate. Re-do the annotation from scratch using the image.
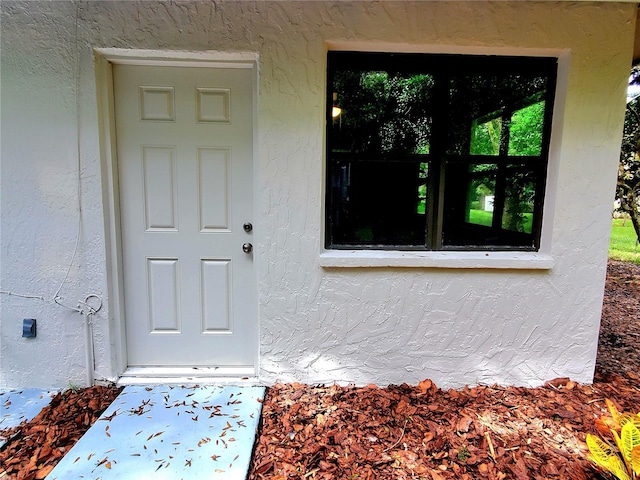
[114,64,256,369]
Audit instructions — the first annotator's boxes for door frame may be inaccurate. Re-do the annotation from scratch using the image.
[95,49,259,382]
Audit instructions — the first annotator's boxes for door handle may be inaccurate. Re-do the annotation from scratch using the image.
[242,243,253,254]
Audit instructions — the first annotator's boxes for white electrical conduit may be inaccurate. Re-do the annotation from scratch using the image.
[78,295,102,386]
[84,313,95,386]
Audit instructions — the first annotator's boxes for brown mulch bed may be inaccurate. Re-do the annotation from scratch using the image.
[595,260,640,378]
[249,376,639,480]
[1,260,639,479]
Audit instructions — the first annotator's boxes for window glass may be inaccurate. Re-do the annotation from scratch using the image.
[465,164,497,227]
[331,70,434,156]
[508,101,545,156]
[326,52,556,251]
[329,160,428,246]
[470,119,502,156]
[417,162,429,215]
[501,167,536,234]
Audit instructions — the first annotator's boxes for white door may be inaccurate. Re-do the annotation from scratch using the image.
[114,63,256,371]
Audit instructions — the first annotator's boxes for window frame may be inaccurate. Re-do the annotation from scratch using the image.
[325,51,558,253]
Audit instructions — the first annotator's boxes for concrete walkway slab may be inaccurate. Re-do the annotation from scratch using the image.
[48,385,265,480]
[0,388,57,447]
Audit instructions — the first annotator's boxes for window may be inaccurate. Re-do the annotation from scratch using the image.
[326,51,557,251]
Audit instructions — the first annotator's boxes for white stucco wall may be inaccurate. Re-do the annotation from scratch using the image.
[1,1,635,389]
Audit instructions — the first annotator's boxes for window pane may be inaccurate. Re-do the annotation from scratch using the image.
[502,167,536,234]
[470,118,502,155]
[466,164,497,226]
[331,71,434,156]
[442,161,537,249]
[417,162,429,215]
[448,74,551,157]
[329,160,427,246]
[508,101,545,156]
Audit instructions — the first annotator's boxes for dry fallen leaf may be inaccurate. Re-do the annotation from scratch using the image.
[417,379,433,395]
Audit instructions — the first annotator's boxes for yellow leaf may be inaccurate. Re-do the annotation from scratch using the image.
[608,454,631,480]
[620,413,640,430]
[631,445,640,475]
[613,429,625,459]
[587,434,617,473]
[607,399,623,427]
[621,421,640,464]
[105,461,112,470]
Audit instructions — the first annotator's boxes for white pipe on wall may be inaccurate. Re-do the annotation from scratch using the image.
[84,314,95,387]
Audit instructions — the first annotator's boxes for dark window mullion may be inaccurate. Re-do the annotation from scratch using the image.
[429,72,449,250]
[446,154,542,165]
[529,72,557,250]
[330,152,430,163]
[529,161,546,249]
[325,60,338,248]
[491,112,512,230]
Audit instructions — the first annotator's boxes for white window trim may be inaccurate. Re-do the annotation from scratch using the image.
[319,250,554,269]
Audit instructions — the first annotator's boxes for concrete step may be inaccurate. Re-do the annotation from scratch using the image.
[47,384,265,480]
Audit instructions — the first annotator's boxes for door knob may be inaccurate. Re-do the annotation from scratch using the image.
[242,243,253,254]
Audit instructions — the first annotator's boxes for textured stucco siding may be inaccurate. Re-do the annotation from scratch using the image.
[0,1,635,389]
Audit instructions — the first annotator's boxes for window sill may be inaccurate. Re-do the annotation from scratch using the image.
[319,250,554,269]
